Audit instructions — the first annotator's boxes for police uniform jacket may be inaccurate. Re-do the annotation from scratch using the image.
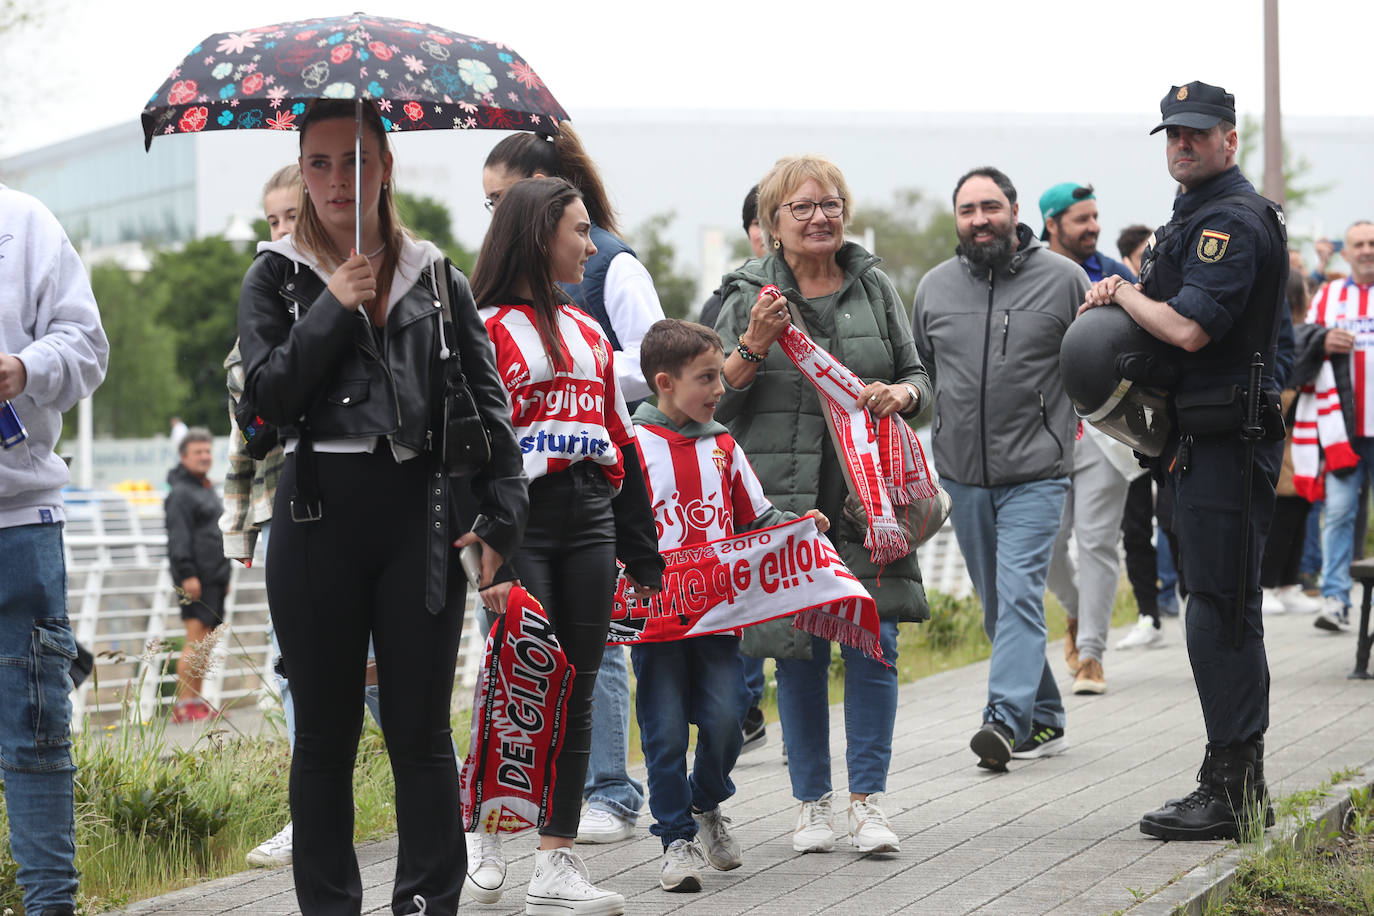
[1142,165,1287,391]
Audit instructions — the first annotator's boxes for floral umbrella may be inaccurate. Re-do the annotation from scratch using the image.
[141,12,567,147]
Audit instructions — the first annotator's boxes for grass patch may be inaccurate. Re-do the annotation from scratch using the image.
[1202,770,1374,916]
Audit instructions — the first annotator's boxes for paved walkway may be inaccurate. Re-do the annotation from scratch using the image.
[102,610,1374,915]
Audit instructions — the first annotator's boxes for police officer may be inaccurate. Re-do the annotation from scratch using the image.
[1079,80,1288,841]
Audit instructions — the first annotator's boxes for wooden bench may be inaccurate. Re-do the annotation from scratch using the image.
[1346,556,1374,679]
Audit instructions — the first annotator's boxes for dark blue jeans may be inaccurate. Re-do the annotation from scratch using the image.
[0,522,79,915]
[630,635,746,846]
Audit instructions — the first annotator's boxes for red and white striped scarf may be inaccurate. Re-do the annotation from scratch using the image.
[1293,279,1372,499]
[775,324,938,565]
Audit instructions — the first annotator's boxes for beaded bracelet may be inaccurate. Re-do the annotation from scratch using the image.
[737,336,767,363]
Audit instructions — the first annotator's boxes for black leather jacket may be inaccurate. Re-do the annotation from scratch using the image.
[237,246,528,601]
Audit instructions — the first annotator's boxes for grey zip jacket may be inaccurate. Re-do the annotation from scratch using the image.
[911,225,1088,487]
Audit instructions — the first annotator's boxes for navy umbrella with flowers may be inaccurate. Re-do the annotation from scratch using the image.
[141,13,569,249]
[141,12,567,148]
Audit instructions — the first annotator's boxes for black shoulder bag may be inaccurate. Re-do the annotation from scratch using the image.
[433,258,493,476]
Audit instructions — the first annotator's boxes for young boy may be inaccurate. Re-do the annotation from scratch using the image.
[631,319,827,892]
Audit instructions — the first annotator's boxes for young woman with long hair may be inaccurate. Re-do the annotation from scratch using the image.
[236,100,528,916]
[469,176,662,916]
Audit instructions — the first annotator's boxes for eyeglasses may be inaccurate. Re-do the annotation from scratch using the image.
[782,197,845,221]
[483,192,502,213]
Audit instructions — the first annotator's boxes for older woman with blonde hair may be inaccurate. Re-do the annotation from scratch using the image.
[713,154,931,855]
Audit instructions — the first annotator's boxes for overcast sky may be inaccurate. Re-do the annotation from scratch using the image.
[2,0,1371,158]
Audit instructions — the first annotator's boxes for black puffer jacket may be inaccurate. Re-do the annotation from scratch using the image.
[165,464,231,586]
[237,237,528,578]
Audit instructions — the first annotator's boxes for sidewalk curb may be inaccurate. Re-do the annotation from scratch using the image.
[1131,774,1373,916]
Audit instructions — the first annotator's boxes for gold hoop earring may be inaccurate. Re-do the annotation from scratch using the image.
[772,239,781,250]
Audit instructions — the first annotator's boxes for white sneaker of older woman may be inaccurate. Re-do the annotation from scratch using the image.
[1275,584,1320,614]
[464,831,506,904]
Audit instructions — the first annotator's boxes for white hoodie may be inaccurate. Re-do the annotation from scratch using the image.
[0,183,109,524]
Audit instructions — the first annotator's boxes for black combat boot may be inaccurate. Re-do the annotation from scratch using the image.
[1140,742,1270,840]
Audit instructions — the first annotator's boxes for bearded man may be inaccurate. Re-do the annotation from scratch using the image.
[912,166,1089,772]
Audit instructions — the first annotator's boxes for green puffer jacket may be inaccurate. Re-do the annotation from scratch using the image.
[714,243,933,659]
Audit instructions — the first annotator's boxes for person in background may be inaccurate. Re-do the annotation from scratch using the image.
[1118,224,1153,277]
[1259,270,1322,615]
[238,99,527,916]
[0,180,109,916]
[470,176,663,915]
[165,427,231,724]
[716,154,928,855]
[478,125,664,855]
[1040,182,1141,694]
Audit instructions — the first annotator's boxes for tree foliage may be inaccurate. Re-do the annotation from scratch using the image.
[396,190,476,274]
[1238,114,1332,221]
[85,264,187,437]
[848,189,958,304]
[627,211,697,320]
[140,239,254,434]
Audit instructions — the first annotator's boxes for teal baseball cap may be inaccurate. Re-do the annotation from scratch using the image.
[1039,183,1095,239]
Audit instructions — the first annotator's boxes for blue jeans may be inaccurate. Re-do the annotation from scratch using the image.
[741,655,765,710]
[582,644,644,820]
[1157,528,1180,612]
[943,477,1069,744]
[630,636,745,846]
[0,523,79,914]
[1301,499,1324,577]
[774,619,900,801]
[1320,437,1374,606]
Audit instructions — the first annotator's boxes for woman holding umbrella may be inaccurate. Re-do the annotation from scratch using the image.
[237,99,528,916]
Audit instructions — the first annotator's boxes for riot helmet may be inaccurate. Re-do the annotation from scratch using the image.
[1060,304,1179,456]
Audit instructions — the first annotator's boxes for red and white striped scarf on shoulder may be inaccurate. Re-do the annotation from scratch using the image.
[775,323,938,565]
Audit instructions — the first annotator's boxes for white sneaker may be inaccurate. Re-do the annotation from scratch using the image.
[246,821,293,867]
[1115,617,1163,650]
[1276,584,1321,614]
[659,838,705,892]
[1261,587,1287,615]
[576,807,635,844]
[1315,596,1352,633]
[848,794,900,853]
[464,831,506,904]
[792,791,836,853]
[525,847,625,916]
[692,806,741,870]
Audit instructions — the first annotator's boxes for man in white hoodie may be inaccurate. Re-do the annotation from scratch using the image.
[0,182,108,916]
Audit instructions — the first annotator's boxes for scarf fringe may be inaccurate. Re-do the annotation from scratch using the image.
[793,605,886,663]
[864,515,909,567]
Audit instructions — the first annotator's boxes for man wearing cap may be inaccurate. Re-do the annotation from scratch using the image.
[1041,183,1146,695]
[1080,80,1288,841]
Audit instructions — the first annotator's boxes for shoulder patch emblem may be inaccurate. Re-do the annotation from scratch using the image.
[1196,229,1230,263]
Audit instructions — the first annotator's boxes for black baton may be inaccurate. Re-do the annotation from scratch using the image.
[1235,352,1264,649]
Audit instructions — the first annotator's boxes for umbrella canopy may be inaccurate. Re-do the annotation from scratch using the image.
[141,12,568,150]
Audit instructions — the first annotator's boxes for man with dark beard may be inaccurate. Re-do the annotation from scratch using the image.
[912,167,1089,771]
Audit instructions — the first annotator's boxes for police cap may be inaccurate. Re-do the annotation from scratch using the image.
[1150,81,1236,135]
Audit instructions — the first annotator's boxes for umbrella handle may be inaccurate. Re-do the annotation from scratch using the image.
[355,97,363,256]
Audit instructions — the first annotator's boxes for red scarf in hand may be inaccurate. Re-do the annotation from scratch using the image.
[461,586,574,835]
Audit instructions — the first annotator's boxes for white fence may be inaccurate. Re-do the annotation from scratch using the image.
[63,490,486,732]
[63,490,973,731]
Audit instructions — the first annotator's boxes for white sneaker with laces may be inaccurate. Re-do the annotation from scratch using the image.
[1115,617,1163,650]
[848,794,901,853]
[464,830,506,904]
[659,838,705,892]
[525,847,625,915]
[576,807,635,844]
[792,791,836,853]
[691,806,741,870]
[1261,587,1286,615]
[1315,596,1352,632]
[1276,584,1321,614]
[246,821,293,867]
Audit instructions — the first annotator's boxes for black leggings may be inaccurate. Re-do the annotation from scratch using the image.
[269,450,465,916]
[515,464,618,838]
[1120,473,1160,620]
[1259,495,1312,588]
